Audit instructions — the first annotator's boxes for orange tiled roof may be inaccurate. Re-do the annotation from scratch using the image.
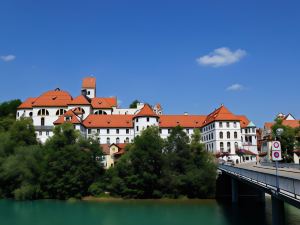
[69,95,91,105]
[264,120,300,129]
[82,77,96,88]
[134,104,158,118]
[18,97,37,109]
[100,143,128,155]
[236,115,250,128]
[91,97,117,109]
[32,89,73,107]
[159,115,206,128]
[202,105,239,126]
[53,109,81,125]
[83,115,133,128]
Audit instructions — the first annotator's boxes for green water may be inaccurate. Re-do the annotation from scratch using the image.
[0,197,299,225]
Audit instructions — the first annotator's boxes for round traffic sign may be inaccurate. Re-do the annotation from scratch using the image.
[273,142,280,148]
[274,152,279,158]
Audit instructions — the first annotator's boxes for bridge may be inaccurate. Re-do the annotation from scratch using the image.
[217,163,300,225]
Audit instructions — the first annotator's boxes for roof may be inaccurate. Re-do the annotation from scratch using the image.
[247,121,256,127]
[82,77,96,89]
[133,104,158,118]
[53,109,81,125]
[91,97,117,109]
[264,120,300,129]
[236,115,250,128]
[83,115,133,128]
[100,143,127,155]
[18,97,37,109]
[69,95,91,105]
[203,105,239,126]
[159,115,206,128]
[32,89,73,107]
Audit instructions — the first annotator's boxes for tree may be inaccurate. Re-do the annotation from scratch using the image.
[272,119,296,162]
[0,99,22,118]
[41,123,102,199]
[108,126,164,198]
[129,100,140,108]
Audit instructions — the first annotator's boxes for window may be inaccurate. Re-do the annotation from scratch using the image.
[211,133,214,139]
[234,132,237,139]
[220,142,224,152]
[88,129,91,134]
[227,142,231,151]
[29,112,33,117]
[116,137,120,144]
[107,129,110,134]
[241,136,243,142]
[233,122,237,128]
[186,129,189,134]
[39,131,42,136]
[235,142,238,150]
[226,122,230,128]
[56,109,67,116]
[147,117,149,122]
[116,129,119,134]
[41,117,45,126]
[95,110,107,115]
[252,128,255,133]
[168,129,171,134]
[46,131,49,136]
[126,129,129,134]
[227,131,230,139]
[156,118,159,122]
[219,132,223,139]
[65,116,71,121]
[136,126,139,131]
[38,109,49,116]
[125,137,129,143]
[159,129,162,134]
[219,122,223,128]
[17,112,19,117]
[97,129,100,134]
[87,91,90,95]
[107,137,110,144]
[136,118,139,122]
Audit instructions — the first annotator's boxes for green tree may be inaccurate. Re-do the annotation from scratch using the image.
[0,99,22,118]
[272,119,296,162]
[41,123,102,199]
[129,100,140,108]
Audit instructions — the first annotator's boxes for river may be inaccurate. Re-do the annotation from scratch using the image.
[0,196,299,225]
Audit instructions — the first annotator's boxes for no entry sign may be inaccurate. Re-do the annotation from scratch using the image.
[272,141,281,151]
[272,150,282,161]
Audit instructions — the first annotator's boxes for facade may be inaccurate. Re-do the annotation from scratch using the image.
[17,77,258,165]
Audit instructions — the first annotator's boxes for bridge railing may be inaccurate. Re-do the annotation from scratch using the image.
[260,162,300,170]
[218,165,300,198]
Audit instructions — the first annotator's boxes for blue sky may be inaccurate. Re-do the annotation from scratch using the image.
[0,0,299,127]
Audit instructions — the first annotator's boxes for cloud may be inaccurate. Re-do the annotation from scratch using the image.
[196,47,246,67]
[226,84,245,91]
[1,54,16,62]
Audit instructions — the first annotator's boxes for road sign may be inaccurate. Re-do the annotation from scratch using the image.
[272,141,281,151]
[272,150,282,161]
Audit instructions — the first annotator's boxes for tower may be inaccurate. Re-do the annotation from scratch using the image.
[81,76,96,98]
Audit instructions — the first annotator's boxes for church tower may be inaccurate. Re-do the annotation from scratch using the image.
[81,76,96,98]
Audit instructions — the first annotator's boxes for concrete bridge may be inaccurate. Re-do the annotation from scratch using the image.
[217,163,300,225]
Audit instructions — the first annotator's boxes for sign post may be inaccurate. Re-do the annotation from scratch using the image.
[272,141,282,192]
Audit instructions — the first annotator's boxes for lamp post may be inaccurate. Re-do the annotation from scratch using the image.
[275,128,284,193]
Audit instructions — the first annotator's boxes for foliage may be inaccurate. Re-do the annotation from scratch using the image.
[272,119,297,162]
[129,100,140,108]
[0,99,21,118]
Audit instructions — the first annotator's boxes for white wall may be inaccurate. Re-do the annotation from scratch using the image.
[133,117,159,136]
[86,128,134,144]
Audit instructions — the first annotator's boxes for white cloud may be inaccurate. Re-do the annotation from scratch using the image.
[196,47,246,67]
[226,84,245,91]
[1,54,16,62]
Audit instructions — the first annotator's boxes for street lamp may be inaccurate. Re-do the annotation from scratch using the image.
[275,128,284,193]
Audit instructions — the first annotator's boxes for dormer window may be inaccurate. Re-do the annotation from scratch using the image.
[65,116,71,121]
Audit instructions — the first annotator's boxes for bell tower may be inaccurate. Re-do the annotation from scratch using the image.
[81,76,96,98]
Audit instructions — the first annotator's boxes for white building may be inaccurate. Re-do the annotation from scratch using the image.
[17,77,258,165]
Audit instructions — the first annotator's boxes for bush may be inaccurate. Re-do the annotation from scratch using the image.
[88,182,104,197]
[14,184,40,200]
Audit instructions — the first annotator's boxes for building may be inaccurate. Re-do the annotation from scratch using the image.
[17,77,258,166]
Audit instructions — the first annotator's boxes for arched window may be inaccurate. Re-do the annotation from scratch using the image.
[227,131,230,139]
[220,142,224,152]
[94,110,107,115]
[116,137,120,144]
[29,112,33,117]
[41,117,45,126]
[234,142,238,150]
[219,132,223,139]
[107,137,110,144]
[234,132,237,139]
[38,109,49,116]
[56,109,67,116]
[125,137,129,143]
[227,142,231,151]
